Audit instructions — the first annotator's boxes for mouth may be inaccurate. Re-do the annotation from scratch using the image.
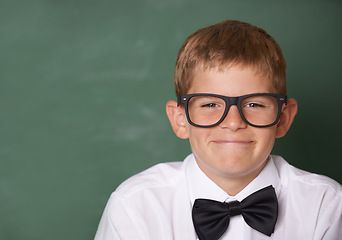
[211,139,254,145]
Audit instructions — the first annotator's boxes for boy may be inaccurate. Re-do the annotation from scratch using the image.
[95,20,342,239]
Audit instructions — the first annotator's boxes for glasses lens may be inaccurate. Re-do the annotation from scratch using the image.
[188,95,225,126]
[241,95,279,126]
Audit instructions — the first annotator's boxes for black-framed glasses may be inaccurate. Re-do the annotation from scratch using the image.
[178,93,287,128]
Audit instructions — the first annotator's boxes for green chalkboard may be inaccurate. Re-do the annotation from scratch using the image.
[0,0,341,239]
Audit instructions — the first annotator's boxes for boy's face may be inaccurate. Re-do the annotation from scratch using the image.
[182,66,281,187]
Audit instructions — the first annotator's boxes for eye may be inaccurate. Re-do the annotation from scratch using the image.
[245,103,264,108]
[201,103,219,108]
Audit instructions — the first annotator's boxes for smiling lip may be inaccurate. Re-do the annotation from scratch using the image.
[211,140,254,144]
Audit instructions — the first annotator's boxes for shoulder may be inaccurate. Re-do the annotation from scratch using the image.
[270,156,342,239]
[272,155,342,197]
[114,157,190,198]
[97,156,196,239]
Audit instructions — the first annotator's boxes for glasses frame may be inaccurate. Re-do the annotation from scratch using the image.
[178,93,287,128]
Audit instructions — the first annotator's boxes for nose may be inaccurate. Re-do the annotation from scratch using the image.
[219,105,247,131]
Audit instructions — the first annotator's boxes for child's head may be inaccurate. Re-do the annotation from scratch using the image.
[174,19,287,98]
[166,19,297,195]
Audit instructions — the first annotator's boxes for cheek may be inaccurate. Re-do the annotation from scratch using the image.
[255,128,277,153]
[187,127,208,149]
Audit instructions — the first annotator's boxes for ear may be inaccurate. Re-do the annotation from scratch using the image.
[276,98,298,138]
[166,100,189,139]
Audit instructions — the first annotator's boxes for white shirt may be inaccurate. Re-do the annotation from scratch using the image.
[94,154,342,240]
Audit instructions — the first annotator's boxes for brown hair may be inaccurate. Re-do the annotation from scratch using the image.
[174,20,287,97]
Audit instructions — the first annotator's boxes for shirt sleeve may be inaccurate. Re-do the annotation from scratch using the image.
[94,193,149,240]
[314,187,342,240]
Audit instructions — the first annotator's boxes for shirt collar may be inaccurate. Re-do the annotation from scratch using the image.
[186,154,281,204]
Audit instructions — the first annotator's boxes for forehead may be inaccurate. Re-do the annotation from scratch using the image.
[188,65,276,96]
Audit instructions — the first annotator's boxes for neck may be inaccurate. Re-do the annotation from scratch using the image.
[196,159,268,196]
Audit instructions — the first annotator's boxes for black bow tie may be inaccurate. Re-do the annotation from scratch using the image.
[192,185,278,240]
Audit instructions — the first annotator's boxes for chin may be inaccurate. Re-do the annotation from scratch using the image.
[213,156,266,177]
